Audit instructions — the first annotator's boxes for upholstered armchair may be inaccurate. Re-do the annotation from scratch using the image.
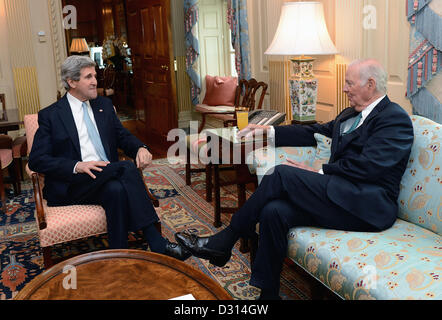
[24,114,160,269]
[0,134,20,213]
[195,77,268,131]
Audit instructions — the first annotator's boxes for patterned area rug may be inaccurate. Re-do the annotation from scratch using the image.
[0,160,312,300]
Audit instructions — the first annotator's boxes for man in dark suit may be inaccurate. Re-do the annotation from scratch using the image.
[175,59,414,299]
[29,55,190,260]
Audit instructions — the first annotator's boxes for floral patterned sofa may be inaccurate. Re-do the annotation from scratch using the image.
[247,115,441,300]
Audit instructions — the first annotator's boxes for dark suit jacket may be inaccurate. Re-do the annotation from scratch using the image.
[28,95,145,205]
[274,96,414,230]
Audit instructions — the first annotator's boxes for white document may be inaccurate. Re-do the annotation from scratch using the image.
[169,294,196,300]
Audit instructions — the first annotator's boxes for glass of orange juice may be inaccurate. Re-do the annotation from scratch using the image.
[236,110,248,131]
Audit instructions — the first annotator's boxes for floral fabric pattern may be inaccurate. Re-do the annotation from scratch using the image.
[288,219,441,300]
[311,133,332,171]
[247,145,316,183]
[397,115,442,236]
[248,115,441,299]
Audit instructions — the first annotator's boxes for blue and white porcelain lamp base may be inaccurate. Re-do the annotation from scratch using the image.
[289,57,318,123]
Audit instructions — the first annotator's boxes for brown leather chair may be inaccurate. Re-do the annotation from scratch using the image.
[24,113,160,268]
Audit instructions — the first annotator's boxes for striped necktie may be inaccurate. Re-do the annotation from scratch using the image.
[344,113,362,135]
[82,102,109,161]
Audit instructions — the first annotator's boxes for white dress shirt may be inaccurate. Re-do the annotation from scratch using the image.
[340,95,385,135]
[67,93,102,172]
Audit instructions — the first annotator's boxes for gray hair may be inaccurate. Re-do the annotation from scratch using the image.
[349,59,388,94]
[61,55,96,90]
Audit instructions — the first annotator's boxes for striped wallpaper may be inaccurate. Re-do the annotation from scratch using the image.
[4,0,41,119]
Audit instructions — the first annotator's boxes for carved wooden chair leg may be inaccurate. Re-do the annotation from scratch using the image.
[42,247,54,269]
[198,113,207,133]
[213,164,222,228]
[205,163,212,202]
[0,169,5,214]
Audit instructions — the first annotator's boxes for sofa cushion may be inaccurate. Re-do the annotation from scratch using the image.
[287,218,441,300]
[311,133,332,171]
[246,146,316,183]
[202,75,238,106]
[397,115,442,236]
[39,201,107,247]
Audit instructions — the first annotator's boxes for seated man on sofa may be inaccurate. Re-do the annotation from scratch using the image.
[175,58,414,299]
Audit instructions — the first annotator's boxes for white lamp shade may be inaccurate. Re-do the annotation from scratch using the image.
[265,2,338,56]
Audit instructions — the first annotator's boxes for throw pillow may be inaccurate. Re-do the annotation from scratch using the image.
[311,133,332,171]
[203,75,238,106]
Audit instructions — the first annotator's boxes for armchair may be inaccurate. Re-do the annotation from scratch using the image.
[187,78,268,189]
[0,134,20,213]
[24,114,160,269]
[195,78,268,132]
[97,65,116,98]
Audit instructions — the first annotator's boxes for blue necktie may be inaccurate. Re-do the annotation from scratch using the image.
[344,113,363,134]
[82,102,109,161]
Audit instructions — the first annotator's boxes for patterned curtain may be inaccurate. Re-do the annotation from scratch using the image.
[184,0,201,105]
[406,0,442,123]
[227,0,252,80]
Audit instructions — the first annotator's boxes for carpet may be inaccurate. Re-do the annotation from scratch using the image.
[0,160,312,300]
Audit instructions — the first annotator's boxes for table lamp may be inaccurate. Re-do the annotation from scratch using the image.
[265,2,337,123]
[70,38,89,55]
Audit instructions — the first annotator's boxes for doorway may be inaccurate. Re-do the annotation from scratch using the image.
[197,0,237,98]
[62,0,178,152]
[63,0,136,123]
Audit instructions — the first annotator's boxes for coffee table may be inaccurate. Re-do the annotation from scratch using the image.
[15,249,232,300]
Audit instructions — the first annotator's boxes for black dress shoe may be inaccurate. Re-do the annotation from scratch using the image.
[174,232,231,267]
[164,240,192,261]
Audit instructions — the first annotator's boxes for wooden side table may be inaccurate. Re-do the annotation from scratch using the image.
[15,249,232,300]
[204,127,267,253]
[205,127,266,227]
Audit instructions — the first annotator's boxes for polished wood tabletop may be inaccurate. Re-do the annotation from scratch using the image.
[15,249,232,300]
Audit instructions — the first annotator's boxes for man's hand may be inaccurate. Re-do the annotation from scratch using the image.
[75,161,110,179]
[237,124,271,139]
[282,158,317,172]
[136,147,153,170]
